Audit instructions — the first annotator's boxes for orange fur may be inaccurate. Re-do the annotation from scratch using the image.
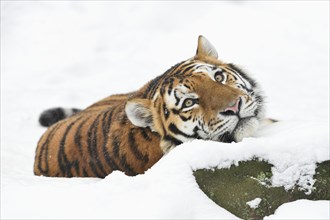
[34,93,163,177]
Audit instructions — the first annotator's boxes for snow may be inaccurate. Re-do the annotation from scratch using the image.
[246,198,262,209]
[265,200,330,220]
[1,1,329,219]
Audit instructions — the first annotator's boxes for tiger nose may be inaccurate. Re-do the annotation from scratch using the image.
[220,98,240,115]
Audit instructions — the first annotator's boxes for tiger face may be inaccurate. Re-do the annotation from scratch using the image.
[126,36,264,153]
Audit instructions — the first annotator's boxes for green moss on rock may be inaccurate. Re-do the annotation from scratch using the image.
[194,159,330,219]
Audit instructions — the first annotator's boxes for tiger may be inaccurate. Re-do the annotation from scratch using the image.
[34,36,272,178]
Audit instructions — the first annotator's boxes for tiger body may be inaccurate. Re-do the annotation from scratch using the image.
[35,93,164,177]
[34,36,266,177]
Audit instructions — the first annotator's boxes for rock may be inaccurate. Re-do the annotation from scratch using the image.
[194,159,330,219]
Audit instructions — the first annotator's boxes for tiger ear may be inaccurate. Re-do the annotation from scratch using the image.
[196,35,218,59]
[125,98,153,128]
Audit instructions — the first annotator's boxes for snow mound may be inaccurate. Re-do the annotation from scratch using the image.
[173,121,329,194]
[265,200,330,219]
[2,121,328,219]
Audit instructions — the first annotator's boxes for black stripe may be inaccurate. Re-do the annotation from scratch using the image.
[158,104,167,136]
[58,118,82,177]
[230,73,238,80]
[244,101,254,111]
[143,75,163,98]
[102,109,120,171]
[92,112,108,177]
[87,112,106,177]
[168,61,187,76]
[73,160,80,176]
[101,110,111,141]
[111,133,137,175]
[168,123,197,138]
[140,128,152,141]
[255,95,264,103]
[82,168,88,177]
[112,134,121,166]
[174,90,180,106]
[193,126,201,139]
[172,109,180,115]
[254,109,259,116]
[160,77,174,97]
[180,64,196,74]
[227,63,257,88]
[180,115,192,121]
[160,82,166,96]
[143,61,185,98]
[74,117,90,156]
[172,61,193,76]
[184,84,191,90]
[91,112,109,177]
[167,78,174,95]
[37,122,62,175]
[120,114,128,125]
[149,80,162,99]
[128,129,149,165]
[213,120,229,133]
[164,135,183,146]
[120,153,138,176]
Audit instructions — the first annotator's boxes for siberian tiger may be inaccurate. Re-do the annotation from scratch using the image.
[34,36,270,178]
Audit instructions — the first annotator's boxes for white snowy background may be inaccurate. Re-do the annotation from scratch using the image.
[1,1,329,219]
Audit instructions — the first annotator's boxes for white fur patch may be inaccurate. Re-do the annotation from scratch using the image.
[63,108,75,117]
[125,102,152,128]
[234,117,259,142]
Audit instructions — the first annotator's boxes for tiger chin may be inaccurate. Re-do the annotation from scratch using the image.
[34,36,273,178]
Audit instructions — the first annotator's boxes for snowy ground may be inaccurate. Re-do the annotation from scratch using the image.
[1,1,329,219]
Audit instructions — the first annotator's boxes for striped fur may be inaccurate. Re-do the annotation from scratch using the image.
[34,36,268,177]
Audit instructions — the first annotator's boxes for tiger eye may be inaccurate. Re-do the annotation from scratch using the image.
[214,71,223,82]
[183,99,194,108]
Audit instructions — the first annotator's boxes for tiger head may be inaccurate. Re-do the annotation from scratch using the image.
[126,36,265,153]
